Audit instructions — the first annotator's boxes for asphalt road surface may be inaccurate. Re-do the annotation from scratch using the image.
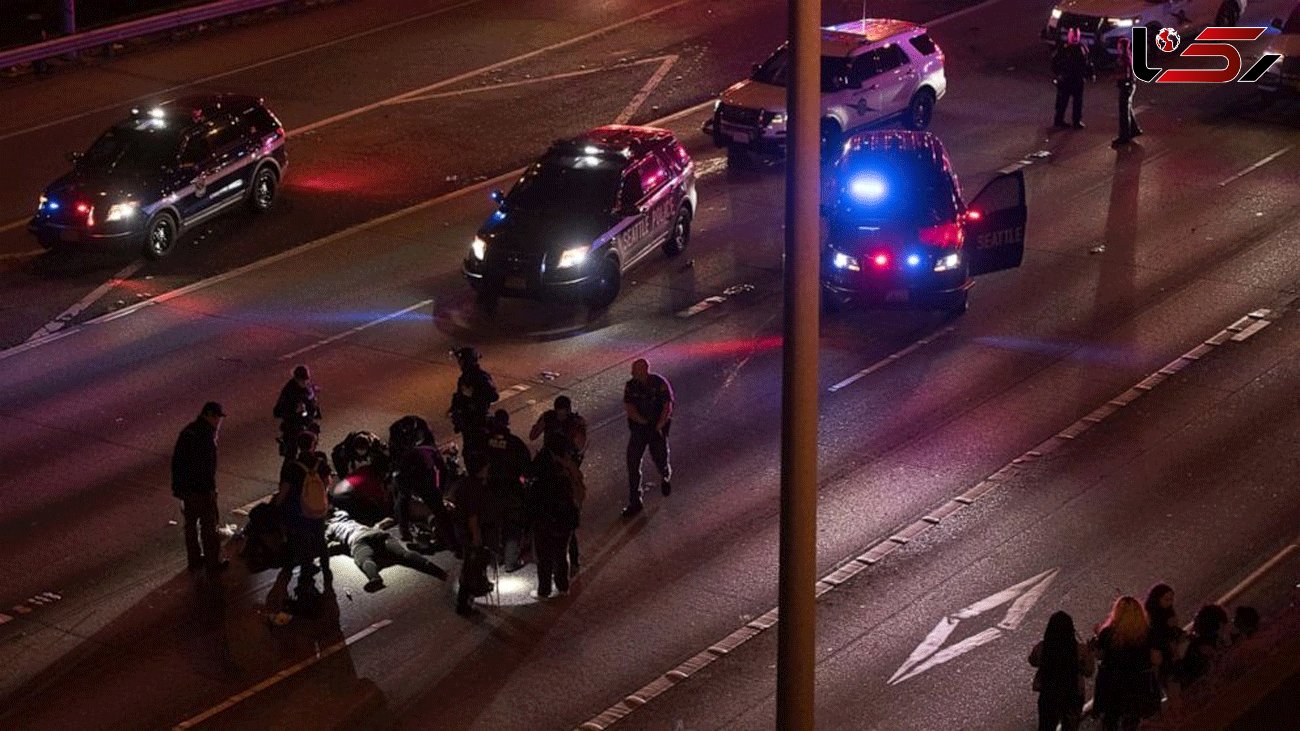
[0,0,1297,729]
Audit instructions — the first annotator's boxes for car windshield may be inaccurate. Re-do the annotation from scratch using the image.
[506,160,621,212]
[751,46,853,93]
[82,125,182,173]
[833,154,959,226]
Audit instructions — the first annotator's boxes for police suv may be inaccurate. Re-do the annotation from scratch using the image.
[463,126,697,309]
[704,19,946,156]
[821,131,1027,315]
[1259,3,1300,97]
[29,94,286,259]
[1042,0,1247,59]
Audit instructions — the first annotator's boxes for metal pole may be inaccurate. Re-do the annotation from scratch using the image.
[777,0,820,727]
[62,0,77,60]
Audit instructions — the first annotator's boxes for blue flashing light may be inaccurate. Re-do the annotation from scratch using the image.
[491,209,506,222]
[906,253,921,268]
[848,173,886,203]
[47,200,60,210]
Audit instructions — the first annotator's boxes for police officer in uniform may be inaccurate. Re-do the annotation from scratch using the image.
[1112,36,1143,147]
[622,358,674,517]
[1052,29,1095,129]
[447,347,499,474]
[485,409,532,571]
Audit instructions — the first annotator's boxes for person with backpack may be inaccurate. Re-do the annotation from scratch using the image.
[275,430,334,597]
[526,431,583,599]
[1029,611,1094,731]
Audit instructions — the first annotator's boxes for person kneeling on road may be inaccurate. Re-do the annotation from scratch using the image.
[325,508,448,593]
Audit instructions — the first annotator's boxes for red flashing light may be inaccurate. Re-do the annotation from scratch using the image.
[872,253,890,268]
[919,222,964,248]
[966,209,982,221]
[75,203,90,213]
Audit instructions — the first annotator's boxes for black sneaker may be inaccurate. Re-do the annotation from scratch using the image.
[1052,120,1070,129]
[364,577,385,593]
[621,502,644,518]
[661,480,672,497]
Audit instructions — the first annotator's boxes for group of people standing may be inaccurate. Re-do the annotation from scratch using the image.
[1029,583,1260,731]
[1050,29,1142,148]
[170,347,678,620]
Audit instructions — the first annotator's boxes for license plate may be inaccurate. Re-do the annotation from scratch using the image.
[884,289,909,303]
[730,130,753,143]
[504,275,527,290]
[60,229,80,242]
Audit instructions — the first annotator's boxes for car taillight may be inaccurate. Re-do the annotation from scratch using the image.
[871,252,890,269]
[919,222,963,248]
[75,202,94,226]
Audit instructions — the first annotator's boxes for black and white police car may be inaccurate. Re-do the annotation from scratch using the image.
[821,131,1027,315]
[463,125,697,309]
[29,94,287,259]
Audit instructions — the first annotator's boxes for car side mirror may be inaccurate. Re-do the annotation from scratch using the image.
[489,189,505,205]
[1270,16,1283,29]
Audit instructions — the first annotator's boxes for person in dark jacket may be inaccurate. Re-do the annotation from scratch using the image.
[526,432,583,599]
[1092,596,1161,731]
[529,395,588,464]
[448,347,498,473]
[623,358,674,517]
[273,364,321,457]
[1144,583,1183,691]
[325,509,447,592]
[171,401,227,573]
[393,429,453,552]
[1052,29,1095,129]
[1178,604,1230,687]
[1112,36,1143,147]
[486,410,532,571]
[1029,611,1094,731]
[453,463,494,615]
[275,430,333,595]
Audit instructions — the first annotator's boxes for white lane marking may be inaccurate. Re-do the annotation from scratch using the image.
[1217,145,1295,187]
[289,0,693,138]
[827,326,955,393]
[889,569,1058,685]
[232,494,274,517]
[694,155,728,179]
[0,0,487,144]
[498,383,532,399]
[0,100,719,364]
[579,301,1286,729]
[25,260,144,341]
[675,296,726,318]
[277,298,433,360]
[926,0,1018,26]
[172,619,392,729]
[1230,319,1271,341]
[394,56,673,104]
[614,55,679,124]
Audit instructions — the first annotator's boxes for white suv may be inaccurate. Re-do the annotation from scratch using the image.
[704,19,947,156]
[1042,0,1248,59]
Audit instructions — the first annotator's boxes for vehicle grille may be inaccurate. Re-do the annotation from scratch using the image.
[490,249,543,274]
[1058,12,1103,34]
[718,103,762,128]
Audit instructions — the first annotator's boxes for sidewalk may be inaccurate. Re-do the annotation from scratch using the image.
[1143,591,1300,730]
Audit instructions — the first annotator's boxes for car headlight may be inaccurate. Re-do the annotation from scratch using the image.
[470,236,486,261]
[763,111,786,126]
[38,194,49,210]
[832,251,861,272]
[933,252,961,272]
[713,99,721,112]
[105,201,139,222]
[1050,8,1062,20]
[557,245,589,268]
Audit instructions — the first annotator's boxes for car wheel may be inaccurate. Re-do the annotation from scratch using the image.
[820,118,843,158]
[905,90,936,131]
[662,205,692,257]
[587,257,621,309]
[247,166,278,213]
[939,289,969,317]
[1215,1,1240,26]
[143,213,178,260]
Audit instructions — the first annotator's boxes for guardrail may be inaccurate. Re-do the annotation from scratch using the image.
[0,0,299,70]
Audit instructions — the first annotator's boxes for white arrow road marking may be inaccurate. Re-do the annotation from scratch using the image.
[25,259,144,341]
[889,567,1058,685]
[614,54,678,124]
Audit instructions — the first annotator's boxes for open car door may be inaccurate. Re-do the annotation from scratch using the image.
[965,170,1027,276]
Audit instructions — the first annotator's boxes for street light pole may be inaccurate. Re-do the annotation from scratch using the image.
[777,0,820,727]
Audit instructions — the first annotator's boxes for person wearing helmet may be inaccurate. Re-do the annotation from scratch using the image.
[1051,29,1095,129]
[448,347,499,473]
[273,364,321,457]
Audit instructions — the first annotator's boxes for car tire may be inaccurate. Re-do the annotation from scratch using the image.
[939,289,969,317]
[587,256,621,310]
[905,89,936,131]
[820,118,843,158]
[1215,1,1240,26]
[247,166,278,213]
[662,205,692,257]
[143,213,179,260]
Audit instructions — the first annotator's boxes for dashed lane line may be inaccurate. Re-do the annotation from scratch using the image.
[827,327,955,393]
[578,300,1293,730]
[277,298,434,360]
[614,55,679,125]
[172,619,392,729]
[1217,145,1295,187]
[394,56,675,104]
[25,260,144,341]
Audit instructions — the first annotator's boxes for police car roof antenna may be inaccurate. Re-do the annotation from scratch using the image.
[861,0,867,26]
